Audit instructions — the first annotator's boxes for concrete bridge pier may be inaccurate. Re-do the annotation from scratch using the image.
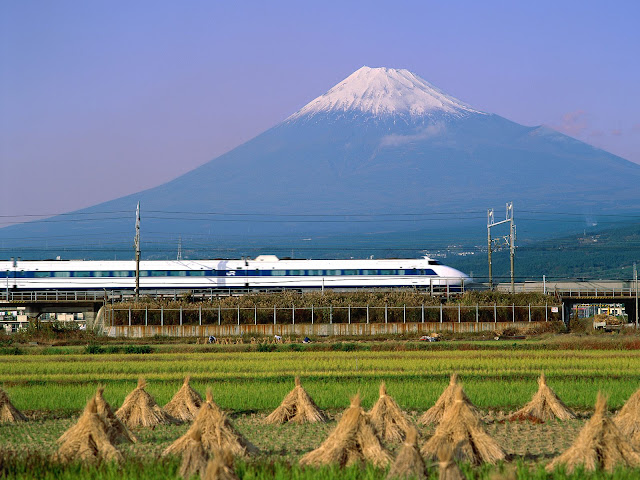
[20,302,101,327]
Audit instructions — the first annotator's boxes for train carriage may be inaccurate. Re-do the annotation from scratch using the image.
[0,255,469,292]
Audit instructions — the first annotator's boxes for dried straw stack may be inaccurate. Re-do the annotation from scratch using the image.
[436,445,464,480]
[421,386,505,465]
[164,376,203,422]
[163,389,258,458]
[386,428,426,480]
[419,373,477,425]
[369,381,414,443]
[614,386,640,440]
[203,448,240,480]
[264,376,327,424]
[177,429,209,479]
[55,396,122,463]
[299,394,392,468]
[509,373,575,422]
[546,393,640,473]
[115,378,180,428]
[0,387,27,423]
[95,387,137,444]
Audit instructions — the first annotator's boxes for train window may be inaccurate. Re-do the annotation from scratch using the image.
[397,270,406,275]
[52,271,71,277]
[168,271,187,276]
[271,270,287,276]
[139,271,150,277]
[342,269,358,275]
[361,269,377,275]
[307,270,322,276]
[72,271,91,277]
[379,270,393,275]
[189,271,206,276]
[290,270,304,276]
[149,271,165,276]
[94,271,110,277]
[33,271,50,278]
[112,271,130,277]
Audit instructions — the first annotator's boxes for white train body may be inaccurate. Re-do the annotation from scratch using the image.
[0,255,469,291]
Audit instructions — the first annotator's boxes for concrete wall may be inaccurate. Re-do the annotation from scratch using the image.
[106,321,545,338]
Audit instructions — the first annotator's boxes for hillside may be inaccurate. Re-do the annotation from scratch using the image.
[1,67,639,264]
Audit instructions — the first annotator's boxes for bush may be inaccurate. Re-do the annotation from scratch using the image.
[0,346,23,355]
[123,345,153,354]
[84,344,104,354]
[257,343,276,352]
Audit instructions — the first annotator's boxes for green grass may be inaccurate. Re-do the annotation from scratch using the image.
[4,347,640,478]
[3,454,640,480]
[3,350,640,412]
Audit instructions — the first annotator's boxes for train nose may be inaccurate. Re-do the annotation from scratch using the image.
[445,266,471,280]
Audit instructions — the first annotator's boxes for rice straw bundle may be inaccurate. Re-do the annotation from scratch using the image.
[299,394,391,468]
[203,448,239,480]
[55,397,122,463]
[178,429,209,479]
[419,373,478,425]
[369,381,413,443]
[386,428,426,480]
[546,393,640,473]
[164,376,203,422]
[164,389,258,458]
[115,378,180,428]
[264,376,326,424]
[614,386,640,439]
[421,386,505,465]
[95,387,137,444]
[436,444,464,480]
[509,373,575,422]
[0,387,26,423]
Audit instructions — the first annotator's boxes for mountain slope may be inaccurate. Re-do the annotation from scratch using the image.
[1,66,639,260]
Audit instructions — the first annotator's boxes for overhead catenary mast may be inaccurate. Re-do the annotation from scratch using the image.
[487,202,516,292]
[134,202,140,301]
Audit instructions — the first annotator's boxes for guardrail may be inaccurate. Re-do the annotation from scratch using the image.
[2,280,637,302]
[1,284,466,303]
[490,280,638,297]
[1,290,106,302]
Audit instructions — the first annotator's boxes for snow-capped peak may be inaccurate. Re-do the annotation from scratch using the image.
[288,66,483,120]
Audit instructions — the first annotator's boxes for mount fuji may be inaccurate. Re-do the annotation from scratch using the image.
[2,66,640,259]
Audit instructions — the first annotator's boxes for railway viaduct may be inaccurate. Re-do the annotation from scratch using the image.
[1,280,637,333]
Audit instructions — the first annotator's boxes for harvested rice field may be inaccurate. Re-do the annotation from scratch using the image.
[2,345,640,478]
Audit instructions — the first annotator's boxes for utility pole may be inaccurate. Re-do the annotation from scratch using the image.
[487,209,494,289]
[134,202,140,301]
[634,262,638,329]
[177,236,182,261]
[509,202,516,294]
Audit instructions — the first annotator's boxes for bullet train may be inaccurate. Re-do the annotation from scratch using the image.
[0,255,469,292]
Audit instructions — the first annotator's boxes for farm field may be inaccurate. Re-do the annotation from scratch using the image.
[2,347,640,478]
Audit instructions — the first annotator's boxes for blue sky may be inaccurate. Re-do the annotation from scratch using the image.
[1,1,638,220]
